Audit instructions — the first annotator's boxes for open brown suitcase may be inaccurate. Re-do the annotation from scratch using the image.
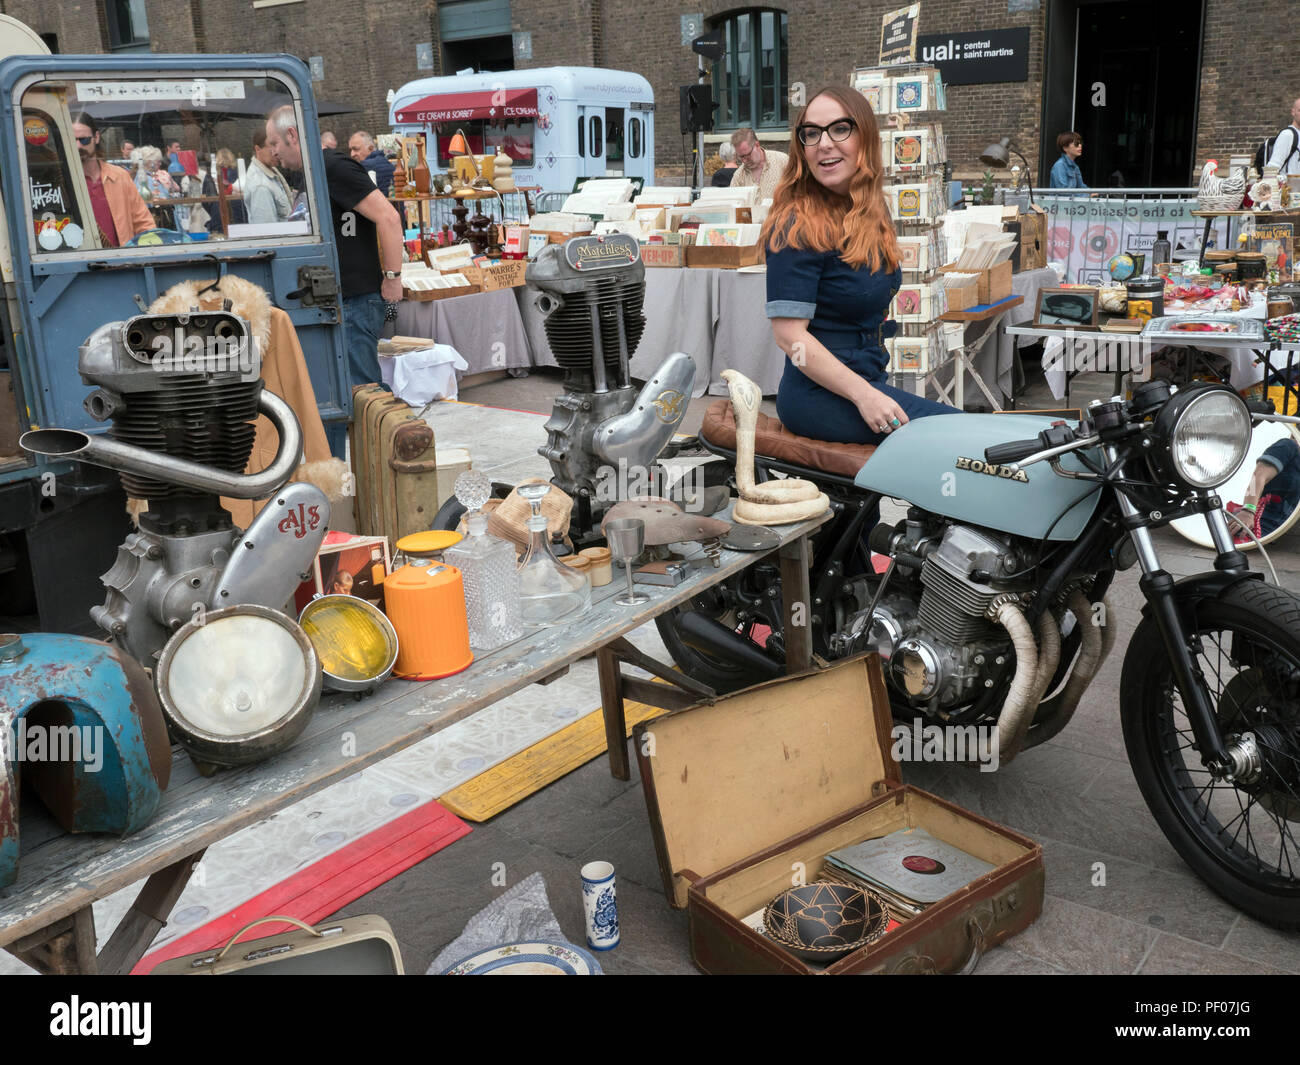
[633,654,1044,974]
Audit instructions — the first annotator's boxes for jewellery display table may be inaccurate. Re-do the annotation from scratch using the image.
[0,506,826,975]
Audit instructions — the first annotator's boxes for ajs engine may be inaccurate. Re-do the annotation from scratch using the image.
[21,308,329,666]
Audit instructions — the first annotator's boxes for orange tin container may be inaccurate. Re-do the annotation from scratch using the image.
[383,563,473,680]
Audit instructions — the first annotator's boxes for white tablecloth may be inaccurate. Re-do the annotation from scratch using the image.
[389,287,532,375]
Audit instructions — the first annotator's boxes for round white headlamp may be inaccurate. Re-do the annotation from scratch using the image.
[1164,387,1252,489]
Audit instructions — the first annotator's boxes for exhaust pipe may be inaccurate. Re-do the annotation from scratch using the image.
[20,390,303,501]
[675,611,784,680]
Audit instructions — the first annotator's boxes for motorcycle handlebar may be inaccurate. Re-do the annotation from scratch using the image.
[984,438,1044,465]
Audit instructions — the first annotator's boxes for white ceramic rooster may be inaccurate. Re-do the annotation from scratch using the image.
[1197,160,1246,211]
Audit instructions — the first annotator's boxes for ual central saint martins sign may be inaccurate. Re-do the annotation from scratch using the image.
[917,28,1030,86]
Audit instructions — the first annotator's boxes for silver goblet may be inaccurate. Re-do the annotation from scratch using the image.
[605,517,650,606]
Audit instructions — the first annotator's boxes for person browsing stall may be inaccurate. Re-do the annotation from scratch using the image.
[711,141,739,187]
[71,113,154,247]
[763,85,957,453]
[730,127,789,200]
[266,105,403,390]
[1050,131,1087,189]
[242,128,292,224]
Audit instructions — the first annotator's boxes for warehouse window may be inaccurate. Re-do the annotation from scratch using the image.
[104,0,150,52]
[711,8,787,131]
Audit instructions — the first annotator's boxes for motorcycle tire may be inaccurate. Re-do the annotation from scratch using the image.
[1120,580,1300,930]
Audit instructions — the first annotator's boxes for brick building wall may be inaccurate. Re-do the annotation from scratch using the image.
[10,1,1297,186]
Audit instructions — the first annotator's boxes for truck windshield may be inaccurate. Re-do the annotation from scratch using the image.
[16,74,320,254]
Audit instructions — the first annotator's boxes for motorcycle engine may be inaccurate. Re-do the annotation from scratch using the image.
[853,520,1030,711]
[526,235,695,529]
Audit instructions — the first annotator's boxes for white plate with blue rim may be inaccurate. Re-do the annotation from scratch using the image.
[442,939,604,975]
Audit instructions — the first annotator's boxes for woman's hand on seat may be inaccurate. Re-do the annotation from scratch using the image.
[855,388,908,435]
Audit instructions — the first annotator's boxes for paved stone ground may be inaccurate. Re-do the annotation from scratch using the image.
[338,362,1300,975]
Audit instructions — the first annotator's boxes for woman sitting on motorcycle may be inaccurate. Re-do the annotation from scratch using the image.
[762,85,957,444]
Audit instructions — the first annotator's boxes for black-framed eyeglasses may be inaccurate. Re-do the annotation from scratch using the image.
[76,135,94,146]
[796,118,856,147]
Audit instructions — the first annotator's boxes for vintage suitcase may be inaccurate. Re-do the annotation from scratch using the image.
[151,915,403,975]
[349,383,391,537]
[349,386,449,545]
[634,654,1044,974]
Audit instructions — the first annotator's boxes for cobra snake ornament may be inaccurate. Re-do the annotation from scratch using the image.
[722,370,830,526]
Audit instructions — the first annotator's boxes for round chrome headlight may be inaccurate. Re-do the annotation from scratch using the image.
[1166,388,1252,489]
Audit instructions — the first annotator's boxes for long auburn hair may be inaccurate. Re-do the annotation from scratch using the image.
[761,85,898,272]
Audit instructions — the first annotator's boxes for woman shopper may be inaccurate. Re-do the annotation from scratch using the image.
[762,84,956,449]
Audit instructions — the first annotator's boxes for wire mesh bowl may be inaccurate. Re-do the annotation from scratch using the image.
[763,880,891,962]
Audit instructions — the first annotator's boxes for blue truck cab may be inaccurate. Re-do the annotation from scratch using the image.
[0,22,349,632]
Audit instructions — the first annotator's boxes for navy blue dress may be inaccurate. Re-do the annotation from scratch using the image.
[765,241,956,445]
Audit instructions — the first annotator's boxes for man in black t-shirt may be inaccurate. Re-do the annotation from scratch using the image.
[266,105,403,392]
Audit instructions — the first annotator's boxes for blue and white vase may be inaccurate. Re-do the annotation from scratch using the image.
[580,861,619,951]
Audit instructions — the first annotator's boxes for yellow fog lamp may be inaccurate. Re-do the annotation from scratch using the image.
[298,593,399,694]
[156,605,322,768]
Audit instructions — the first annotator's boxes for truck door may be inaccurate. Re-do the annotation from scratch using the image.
[579,104,605,180]
[0,55,349,448]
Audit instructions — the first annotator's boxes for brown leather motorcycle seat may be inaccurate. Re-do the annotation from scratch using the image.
[700,400,876,479]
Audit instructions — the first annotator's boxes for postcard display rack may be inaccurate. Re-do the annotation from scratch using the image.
[851,64,954,397]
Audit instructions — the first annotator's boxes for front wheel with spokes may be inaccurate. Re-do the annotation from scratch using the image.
[1120,580,1300,929]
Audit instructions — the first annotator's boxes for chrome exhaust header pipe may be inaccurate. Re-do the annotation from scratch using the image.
[20,390,303,500]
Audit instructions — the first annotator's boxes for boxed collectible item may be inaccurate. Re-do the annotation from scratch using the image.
[633,655,1044,974]
[293,531,392,615]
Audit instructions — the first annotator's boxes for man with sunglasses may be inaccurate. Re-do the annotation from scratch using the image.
[728,126,789,200]
[71,114,154,247]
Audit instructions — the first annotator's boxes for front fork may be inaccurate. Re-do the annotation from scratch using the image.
[1110,447,1240,774]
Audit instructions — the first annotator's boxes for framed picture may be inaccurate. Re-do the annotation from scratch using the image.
[1033,287,1099,330]
[893,77,928,111]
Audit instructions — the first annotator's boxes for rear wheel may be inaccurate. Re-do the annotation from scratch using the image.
[1121,581,1300,929]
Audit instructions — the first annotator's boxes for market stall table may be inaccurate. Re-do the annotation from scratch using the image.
[0,505,826,975]
[390,287,532,375]
[930,294,1024,410]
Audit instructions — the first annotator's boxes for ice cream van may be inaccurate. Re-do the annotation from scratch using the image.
[388,66,655,194]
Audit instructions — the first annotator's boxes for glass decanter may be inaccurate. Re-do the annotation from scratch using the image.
[442,471,524,650]
[515,481,590,625]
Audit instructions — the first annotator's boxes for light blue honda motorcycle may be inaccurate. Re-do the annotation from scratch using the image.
[661,378,1300,929]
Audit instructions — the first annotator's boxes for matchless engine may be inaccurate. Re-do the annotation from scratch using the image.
[526,234,696,527]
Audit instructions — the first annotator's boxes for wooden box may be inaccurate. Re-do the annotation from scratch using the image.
[938,260,1013,306]
[403,280,480,302]
[685,243,764,269]
[634,655,1044,974]
[641,243,685,268]
[463,259,528,291]
[1019,206,1048,272]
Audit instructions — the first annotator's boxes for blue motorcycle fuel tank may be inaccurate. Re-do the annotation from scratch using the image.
[854,414,1102,541]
